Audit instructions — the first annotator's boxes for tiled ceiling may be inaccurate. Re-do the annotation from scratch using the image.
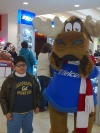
[0,0,100,21]
[38,8,100,22]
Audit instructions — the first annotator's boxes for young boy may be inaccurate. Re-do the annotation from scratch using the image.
[0,56,41,133]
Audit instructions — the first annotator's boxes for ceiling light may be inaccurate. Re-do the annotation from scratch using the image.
[74,5,79,7]
[23,2,28,5]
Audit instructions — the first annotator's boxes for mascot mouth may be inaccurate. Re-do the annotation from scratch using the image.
[52,52,79,61]
[52,52,79,67]
[62,55,79,61]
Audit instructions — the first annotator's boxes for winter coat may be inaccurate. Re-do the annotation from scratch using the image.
[0,72,41,115]
[19,48,36,74]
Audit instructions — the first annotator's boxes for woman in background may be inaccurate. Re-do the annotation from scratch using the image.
[37,43,52,112]
[89,49,96,65]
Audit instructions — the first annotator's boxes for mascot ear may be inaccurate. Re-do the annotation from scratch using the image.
[79,52,94,78]
[84,15,100,38]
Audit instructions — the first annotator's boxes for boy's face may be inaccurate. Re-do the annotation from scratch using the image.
[14,61,27,74]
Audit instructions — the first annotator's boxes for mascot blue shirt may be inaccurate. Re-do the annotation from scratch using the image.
[43,62,99,113]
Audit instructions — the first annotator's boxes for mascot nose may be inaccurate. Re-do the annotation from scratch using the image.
[56,39,66,45]
[55,38,84,46]
[72,38,84,45]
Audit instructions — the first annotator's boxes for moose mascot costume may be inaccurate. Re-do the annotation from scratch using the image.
[33,15,100,133]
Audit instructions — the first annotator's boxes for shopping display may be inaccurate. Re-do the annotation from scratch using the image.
[0,42,13,78]
[17,10,36,53]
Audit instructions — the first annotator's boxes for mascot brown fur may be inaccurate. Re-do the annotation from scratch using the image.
[33,15,100,133]
[50,16,94,78]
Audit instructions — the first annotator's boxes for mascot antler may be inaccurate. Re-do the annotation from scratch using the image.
[33,16,64,38]
[33,15,100,38]
[84,15,100,37]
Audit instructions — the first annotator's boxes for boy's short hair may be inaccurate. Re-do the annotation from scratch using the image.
[13,56,26,65]
[21,41,28,48]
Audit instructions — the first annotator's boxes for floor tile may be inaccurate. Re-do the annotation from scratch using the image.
[0,108,100,133]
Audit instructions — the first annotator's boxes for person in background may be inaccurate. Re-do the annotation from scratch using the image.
[19,41,36,74]
[4,42,12,50]
[9,47,17,59]
[96,58,100,66]
[88,49,98,133]
[0,56,41,133]
[37,43,52,112]
[89,49,96,65]
[94,50,100,57]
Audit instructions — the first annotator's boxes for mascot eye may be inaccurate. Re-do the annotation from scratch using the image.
[65,22,72,32]
[73,22,81,32]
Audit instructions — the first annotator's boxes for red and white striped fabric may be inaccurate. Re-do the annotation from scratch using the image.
[76,78,94,133]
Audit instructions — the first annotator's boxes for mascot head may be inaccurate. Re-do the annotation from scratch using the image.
[33,15,100,77]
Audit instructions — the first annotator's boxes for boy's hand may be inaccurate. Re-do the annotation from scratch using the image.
[6,113,12,120]
[34,107,39,114]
